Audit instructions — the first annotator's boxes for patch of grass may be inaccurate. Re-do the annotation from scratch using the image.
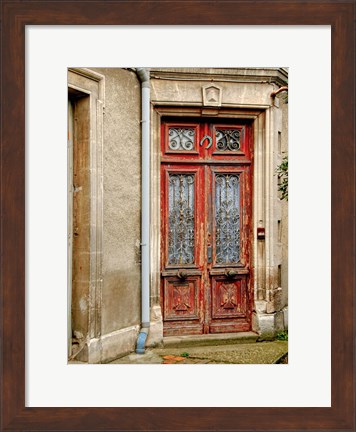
[180,352,189,357]
[276,331,288,341]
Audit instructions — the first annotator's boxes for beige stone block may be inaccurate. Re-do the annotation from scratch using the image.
[100,325,140,363]
[283,307,288,330]
[88,338,101,364]
[251,312,259,334]
[255,300,267,314]
[274,286,283,310]
[255,313,276,340]
[146,305,163,348]
[275,311,285,333]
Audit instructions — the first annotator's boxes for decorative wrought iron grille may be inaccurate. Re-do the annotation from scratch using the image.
[215,174,240,264]
[216,129,241,151]
[168,127,195,151]
[168,174,195,264]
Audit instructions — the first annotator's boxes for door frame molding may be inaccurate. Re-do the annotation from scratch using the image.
[150,102,283,342]
[67,68,105,361]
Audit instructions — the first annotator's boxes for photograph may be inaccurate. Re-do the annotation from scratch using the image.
[67,67,289,364]
[2,0,355,429]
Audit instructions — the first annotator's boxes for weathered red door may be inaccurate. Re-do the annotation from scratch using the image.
[161,120,253,336]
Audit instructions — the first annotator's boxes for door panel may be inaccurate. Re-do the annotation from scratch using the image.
[162,273,203,335]
[211,276,247,318]
[161,120,252,336]
[164,276,201,320]
[162,122,202,160]
[162,165,204,270]
[209,275,250,332]
[167,173,196,265]
[213,125,245,155]
[212,170,241,266]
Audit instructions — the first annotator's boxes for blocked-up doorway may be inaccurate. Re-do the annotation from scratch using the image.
[68,89,91,358]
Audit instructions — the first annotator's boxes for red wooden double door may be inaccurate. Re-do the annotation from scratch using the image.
[160,119,253,336]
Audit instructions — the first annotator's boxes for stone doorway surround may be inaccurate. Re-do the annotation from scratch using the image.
[147,68,288,346]
[67,68,105,362]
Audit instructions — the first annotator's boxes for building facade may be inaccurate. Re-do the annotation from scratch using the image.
[67,67,288,363]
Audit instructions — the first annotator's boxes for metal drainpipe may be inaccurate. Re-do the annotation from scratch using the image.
[135,68,150,354]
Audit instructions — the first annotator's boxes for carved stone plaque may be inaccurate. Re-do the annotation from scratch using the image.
[202,84,222,107]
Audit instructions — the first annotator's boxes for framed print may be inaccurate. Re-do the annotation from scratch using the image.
[29,30,324,405]
[1,1,355,431]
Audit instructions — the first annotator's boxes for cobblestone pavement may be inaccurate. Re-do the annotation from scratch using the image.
[109,340,288,364]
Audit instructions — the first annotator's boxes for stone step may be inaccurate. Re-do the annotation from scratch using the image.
[163,331,259,348]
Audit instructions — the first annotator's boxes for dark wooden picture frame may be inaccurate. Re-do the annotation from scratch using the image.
[1,1,355,430]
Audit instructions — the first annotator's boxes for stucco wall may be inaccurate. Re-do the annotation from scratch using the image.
[92,68,141,336]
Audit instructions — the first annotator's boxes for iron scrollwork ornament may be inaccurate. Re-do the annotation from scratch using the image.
[168,127,195,151]
[168,174,195,265]
[216,129,241,151]
[215,174,240,264]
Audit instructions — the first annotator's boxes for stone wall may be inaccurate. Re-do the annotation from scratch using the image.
[149,67,288,342]
[281,97,288,328]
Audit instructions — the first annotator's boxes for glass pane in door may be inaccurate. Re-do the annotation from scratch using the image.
[214,173,240,264]
[168,173,195,265]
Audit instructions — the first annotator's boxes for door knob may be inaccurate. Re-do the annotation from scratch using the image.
[177,270,188,279]
[225,269,237,278]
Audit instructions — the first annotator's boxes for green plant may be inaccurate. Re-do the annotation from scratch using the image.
[180,352,189,357]
[276,156,288,201]
[276,331,288,341]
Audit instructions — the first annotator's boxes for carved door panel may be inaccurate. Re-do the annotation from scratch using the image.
[161,120,252,336]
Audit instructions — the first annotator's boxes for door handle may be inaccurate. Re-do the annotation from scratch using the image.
[209,268,249,276]
[177,270,188,280]
[161,269,202,277]
[225,269,238,278]
[200,135,213,149]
